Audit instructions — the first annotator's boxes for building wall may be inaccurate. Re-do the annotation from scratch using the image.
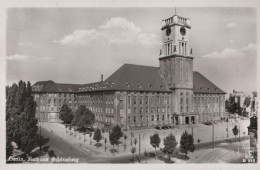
[34,92,78,122]
[34,90,226,126]
[193,93,225,123]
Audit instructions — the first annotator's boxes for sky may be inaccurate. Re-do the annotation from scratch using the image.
[6,7,257,95]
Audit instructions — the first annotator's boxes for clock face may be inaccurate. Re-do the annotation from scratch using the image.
[180,27,186,36]
[166,27,171,36]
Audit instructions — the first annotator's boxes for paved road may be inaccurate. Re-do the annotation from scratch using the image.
[41,127,136,163]
[41,127,110,163]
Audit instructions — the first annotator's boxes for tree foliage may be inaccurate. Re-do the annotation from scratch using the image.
[243,97,251,108]
[93,128,102,144]
[59,103,74,124]
[162,133,178,162]
[71,105,95,130]
[232,125,238,137]
[179,130,195,159]
[109,125,123,146]
[150,133,161,157]
[6,81,39,159]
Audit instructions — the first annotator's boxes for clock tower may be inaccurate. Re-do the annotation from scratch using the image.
[159,14,193,89]
[159,13,194,118]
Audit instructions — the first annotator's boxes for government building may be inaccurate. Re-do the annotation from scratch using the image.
[32,12,226,129]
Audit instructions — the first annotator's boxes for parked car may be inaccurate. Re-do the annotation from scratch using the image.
[161,125,171,129]
[204,122,213,126]
[155,125,161,130]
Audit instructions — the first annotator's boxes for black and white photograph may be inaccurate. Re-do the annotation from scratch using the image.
[1,0,259,169]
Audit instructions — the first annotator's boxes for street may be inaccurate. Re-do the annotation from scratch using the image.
[38,117,251,163]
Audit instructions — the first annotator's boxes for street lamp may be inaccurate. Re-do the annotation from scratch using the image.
[226,118,229,138]
[39,112,42,151]
[212,123,214,149]
[190,125,193,137]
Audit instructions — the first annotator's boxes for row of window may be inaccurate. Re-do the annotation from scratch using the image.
[128,114,171,123]
[194,95,221,105]
[40,99,77,106]
[35,93,77,99]
[127,94,170,105]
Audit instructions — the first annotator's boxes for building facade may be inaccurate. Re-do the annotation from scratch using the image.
[33,12,226,128]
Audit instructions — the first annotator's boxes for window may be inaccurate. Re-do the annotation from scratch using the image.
[134,116,136,123]
[140,107,143,113]
[157,107,160,113]
[134,107,137,113]
[146,95,149,104]
[128,95,131,105]
[140,96,143,104]
[167,96,170,104]
[157,115,159,121]
[162,115,165,121]
[151,115,154,121]
[134,96,137,105]
[157,96,160,104]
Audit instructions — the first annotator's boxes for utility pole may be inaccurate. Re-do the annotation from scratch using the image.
[239,123,241,142]
[212,123,214,149]
[191,125,193,137]
[39,113,42,151]
[139,134,141,159]
[227,118,229,138]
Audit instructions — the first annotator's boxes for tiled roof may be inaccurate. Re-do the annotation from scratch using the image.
[193,71,226,94]
[104,64,170,92]
[33,80,81,93]
[33,64,226,94]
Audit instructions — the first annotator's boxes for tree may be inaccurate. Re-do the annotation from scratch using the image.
[109,125,123,155]
[232,125,239,139]
[179,130,195,160]
[59,103,74,124]
[104,138,107,151]
[93,128,102,145]
[197,138,201,151]
[162,133,178,162]
[243,97,251,108]
[123,134,128,150]
[225,100,229,111]
[71,105,95,130]
[150,133,161,159]
[134,137,137,147]
[89,133,92,145]
[6,81,39,159]
[130,147,136,163]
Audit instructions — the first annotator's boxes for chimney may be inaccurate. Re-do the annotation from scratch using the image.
[101,74,103,82]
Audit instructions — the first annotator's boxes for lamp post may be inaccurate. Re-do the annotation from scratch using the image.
[212,123,214,149]
[39,113,42,151]
[239,122,241,142]
[227,118,229,138]
[190,125,193,137]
